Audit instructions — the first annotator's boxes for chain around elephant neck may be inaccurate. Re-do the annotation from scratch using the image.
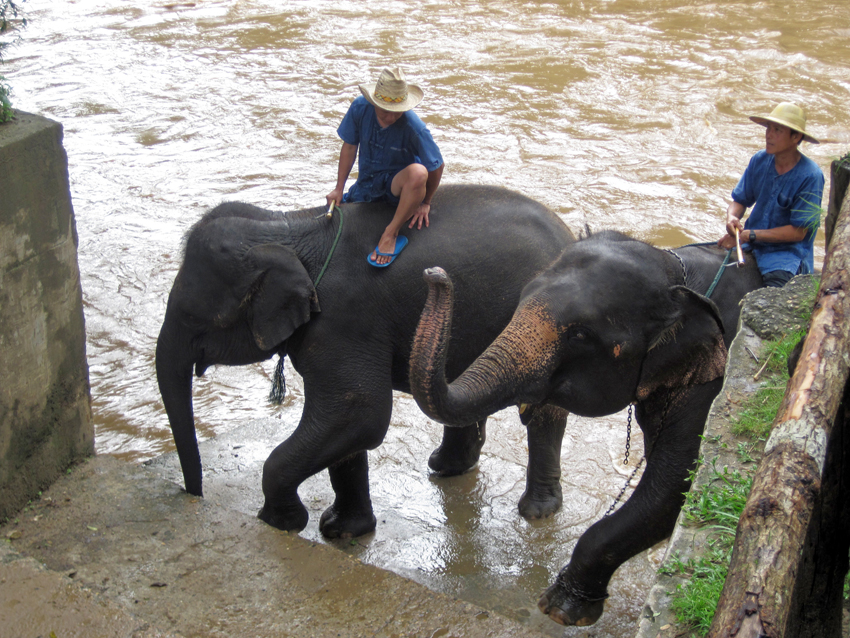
[314,205,343,288]
[664,249,688,287]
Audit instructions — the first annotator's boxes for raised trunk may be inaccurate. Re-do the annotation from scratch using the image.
[410,267,563,427]
[155,326,203,496]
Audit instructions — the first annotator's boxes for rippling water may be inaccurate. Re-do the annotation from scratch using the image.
[8,0,848,458]
[6,1,849,634]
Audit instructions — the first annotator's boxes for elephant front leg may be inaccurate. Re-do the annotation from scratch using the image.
[428,421,486,476]
[319,451,378,539]
[519,403,568,519]
[539,381,719,626]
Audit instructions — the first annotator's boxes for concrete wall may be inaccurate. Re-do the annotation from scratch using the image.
[0,110,93,521]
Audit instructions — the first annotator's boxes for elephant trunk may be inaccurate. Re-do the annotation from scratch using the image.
[155,323,203,496]
[410,267,563,427]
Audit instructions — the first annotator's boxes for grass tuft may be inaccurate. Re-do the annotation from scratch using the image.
[661,460,754,633]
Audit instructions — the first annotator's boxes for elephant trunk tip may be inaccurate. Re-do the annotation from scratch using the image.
[423,266,450,285]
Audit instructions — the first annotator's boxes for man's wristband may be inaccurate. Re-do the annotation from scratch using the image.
[749,230,756,244]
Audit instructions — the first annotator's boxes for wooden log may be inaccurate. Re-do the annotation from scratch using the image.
[708,182,850,637]
[825,158,850,248]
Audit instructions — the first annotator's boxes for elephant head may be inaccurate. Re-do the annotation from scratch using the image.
[411,230,727,426]
[155,203,320,496]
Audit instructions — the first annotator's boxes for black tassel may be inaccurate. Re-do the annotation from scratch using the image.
[269,355,286,405]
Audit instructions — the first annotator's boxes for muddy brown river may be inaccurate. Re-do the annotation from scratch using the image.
[6,1,849,635]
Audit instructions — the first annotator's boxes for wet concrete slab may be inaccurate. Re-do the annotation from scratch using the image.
[142,389,665,638]
[1,454,550,638]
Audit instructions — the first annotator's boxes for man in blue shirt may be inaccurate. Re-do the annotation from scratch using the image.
[718,102,824,287]
[326,67,444,266]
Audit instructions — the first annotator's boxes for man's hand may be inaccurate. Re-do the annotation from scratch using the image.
[717,212,743,249]
[408,202,431,229]
[717,233,738,250]
[725,216,744,238]
[326,188,344,209]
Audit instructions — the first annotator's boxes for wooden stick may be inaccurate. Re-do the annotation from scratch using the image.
[734,227,745,267]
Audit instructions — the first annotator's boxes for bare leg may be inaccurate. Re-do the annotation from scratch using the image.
[371,163,428,264]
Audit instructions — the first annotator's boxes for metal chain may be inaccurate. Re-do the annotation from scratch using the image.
[664,248,688,287]
[604,393,675,518]
[604,457,644,518]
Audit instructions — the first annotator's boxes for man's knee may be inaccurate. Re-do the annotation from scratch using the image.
[401,163,428,189]
[391,164,427,197]
[762,270,795,288]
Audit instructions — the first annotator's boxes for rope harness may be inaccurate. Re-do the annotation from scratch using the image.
[269,205,344,405]
[605,245,734,516]
[314,205,344,288]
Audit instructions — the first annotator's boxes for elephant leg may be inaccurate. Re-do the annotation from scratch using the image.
[319,451,378,539]
[258,381,392,535]
[428,421,486,476]
[539,380,721,626]
[519,403,568,519]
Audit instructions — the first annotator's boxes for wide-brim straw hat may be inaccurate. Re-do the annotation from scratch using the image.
[750,102,819,144]
[359,67,424,113]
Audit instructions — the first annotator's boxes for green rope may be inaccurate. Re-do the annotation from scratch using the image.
[314,205,343,288]
[704,249,732,298]
[269,205,343,405]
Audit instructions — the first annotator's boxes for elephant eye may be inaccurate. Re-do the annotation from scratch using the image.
[567,325,592,342]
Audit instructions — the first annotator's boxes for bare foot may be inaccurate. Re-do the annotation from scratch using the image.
[371,234,399,265]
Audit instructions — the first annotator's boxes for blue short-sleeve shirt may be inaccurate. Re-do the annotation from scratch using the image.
[337,96,443,203]
[733,150,824,276]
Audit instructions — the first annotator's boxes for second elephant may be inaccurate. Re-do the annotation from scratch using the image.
[410,230,763,627]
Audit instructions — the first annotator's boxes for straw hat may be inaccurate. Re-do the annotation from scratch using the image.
[750,102,819,144]
[359,67,424,113]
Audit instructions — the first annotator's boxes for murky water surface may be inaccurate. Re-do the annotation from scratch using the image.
[7,1,849,635]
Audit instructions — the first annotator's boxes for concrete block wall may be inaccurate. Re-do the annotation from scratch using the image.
[0,110,93,521]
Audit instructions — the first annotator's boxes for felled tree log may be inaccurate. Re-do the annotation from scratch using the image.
[708,180,850,637]
[825,159,850,246]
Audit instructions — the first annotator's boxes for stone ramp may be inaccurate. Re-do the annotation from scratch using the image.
[0,455,549,638]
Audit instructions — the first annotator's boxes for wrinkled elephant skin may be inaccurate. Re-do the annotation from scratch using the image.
[155,185,575,539]
[410,230,763,626]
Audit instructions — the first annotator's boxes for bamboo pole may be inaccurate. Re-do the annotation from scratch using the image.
[708,176,850,638]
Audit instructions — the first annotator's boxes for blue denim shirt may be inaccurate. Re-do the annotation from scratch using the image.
[733,150,824,275]
[337,96,443,203]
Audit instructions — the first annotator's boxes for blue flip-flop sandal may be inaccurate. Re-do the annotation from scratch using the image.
[367,235,408,267]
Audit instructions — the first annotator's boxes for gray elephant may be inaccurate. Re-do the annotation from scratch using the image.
[155,185,575,539]
[409,230,763,626]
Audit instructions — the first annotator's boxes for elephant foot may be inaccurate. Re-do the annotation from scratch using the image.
[518,482,562,519]
[319,504,377,539]
[257,500,309,533]
[429,423,486,476]
[537,582,606,627]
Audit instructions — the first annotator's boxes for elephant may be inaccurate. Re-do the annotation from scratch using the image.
[409,230,763,627]
[155,184,576,539]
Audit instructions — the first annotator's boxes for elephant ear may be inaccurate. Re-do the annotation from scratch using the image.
[246,244,320,351]
[636,286,727,401]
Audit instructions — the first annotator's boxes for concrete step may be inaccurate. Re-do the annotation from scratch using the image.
[1,454,549,638]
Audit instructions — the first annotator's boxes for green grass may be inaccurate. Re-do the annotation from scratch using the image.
[661,460,754,633]
[731,328,807,440]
